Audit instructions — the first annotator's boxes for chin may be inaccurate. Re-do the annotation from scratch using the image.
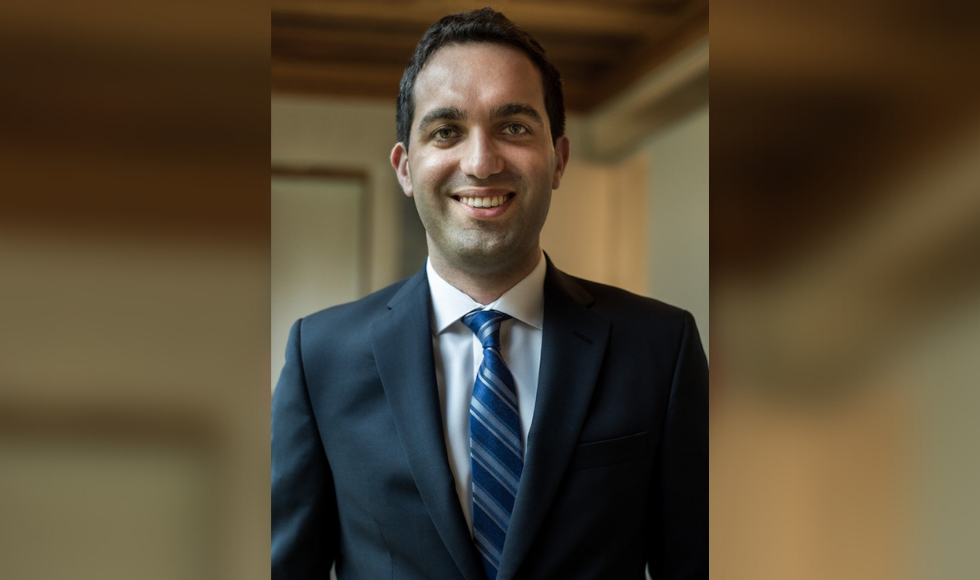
[456,242,533,273]
[455,248,505,270]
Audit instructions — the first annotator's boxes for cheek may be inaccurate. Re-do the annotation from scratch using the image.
[517,153,555,185]
[513,145,551,168]
[415,159,441,183]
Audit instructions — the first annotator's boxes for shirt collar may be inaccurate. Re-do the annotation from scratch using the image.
[427,252,546,335]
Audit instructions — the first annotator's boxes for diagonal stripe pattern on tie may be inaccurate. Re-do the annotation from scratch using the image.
[462,309,523,580]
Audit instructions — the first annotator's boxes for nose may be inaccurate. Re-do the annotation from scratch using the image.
[459,130,503,179]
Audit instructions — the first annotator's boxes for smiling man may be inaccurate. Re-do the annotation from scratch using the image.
[272,8,707,580]
[390,40,567,306]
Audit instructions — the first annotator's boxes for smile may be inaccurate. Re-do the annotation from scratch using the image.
[455,194,511,208]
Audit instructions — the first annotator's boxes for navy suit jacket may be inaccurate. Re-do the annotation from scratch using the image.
[272,258,708,579]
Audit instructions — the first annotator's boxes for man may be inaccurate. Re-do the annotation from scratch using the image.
[272,8,707,580]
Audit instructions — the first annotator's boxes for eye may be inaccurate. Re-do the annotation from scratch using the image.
[432,127,459,141]
[503,123,529,136]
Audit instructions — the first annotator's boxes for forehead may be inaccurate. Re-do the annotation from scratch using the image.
[412,42,545,120]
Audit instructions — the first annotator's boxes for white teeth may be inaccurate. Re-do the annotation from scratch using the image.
[462,196,505,208]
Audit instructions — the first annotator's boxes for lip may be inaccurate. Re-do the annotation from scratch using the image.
[451,188,515,218]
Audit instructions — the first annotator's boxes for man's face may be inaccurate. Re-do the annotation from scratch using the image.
[391,42,569,277]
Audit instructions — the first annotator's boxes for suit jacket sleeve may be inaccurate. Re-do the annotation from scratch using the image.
[647,310,709,579]
[272,318,339,578]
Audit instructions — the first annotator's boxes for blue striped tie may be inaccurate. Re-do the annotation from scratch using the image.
[462,309,523,580]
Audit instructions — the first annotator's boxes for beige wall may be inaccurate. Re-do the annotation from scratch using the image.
[271,176,366,392]
[540,138,650,295]
[0,228,269,580]
[271,97,407,293]
[643,106,710,356]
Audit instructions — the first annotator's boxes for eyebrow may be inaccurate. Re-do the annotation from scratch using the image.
[417,107,466,131]
[416,103,545,133]
[491,103,544,126]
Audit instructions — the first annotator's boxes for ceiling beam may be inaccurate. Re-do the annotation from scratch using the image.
[583,3,707,109]
[271,0,686,35]
[272,58,403,100]
[580,37,708,159]
[713,6,979,89]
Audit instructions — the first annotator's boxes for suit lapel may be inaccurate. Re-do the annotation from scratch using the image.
[371,269,485,580]
[497,261,611,580]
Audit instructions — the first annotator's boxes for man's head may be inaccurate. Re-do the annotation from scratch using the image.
[389,9,570,288]
[396,8,565,151]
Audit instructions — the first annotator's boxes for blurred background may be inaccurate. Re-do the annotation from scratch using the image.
[0,0,270,578]
[711,0,980,578]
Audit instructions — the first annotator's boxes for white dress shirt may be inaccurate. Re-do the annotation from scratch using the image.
[426,252,545,533]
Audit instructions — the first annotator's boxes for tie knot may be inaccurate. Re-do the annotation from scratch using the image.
[461,309,511,350]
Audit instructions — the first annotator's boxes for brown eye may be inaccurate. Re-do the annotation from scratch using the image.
[504,124,528,135]
[434,127,457,140]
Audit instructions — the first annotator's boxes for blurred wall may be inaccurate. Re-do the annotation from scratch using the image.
[0,0,271,575]
[644,105,710,356]
[271,97,408,292]
[540,121,650,296]
[907,291,980,579]
[710,74,980,578]
[271,176,367,392]
[0,226,270,580]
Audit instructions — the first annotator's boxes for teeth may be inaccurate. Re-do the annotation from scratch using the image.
[462,196,505,208]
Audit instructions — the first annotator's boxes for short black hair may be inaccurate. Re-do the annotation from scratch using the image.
[396,7,565,150]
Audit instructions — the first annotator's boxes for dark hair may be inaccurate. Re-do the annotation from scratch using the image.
[396,7,565,149]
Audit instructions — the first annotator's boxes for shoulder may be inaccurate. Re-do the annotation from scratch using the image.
[295,270,426,343]
[551,270,707,387]
[584,277,687,317]
[304,280,402,325]
[582,276,694,336]
[548,265,693,330]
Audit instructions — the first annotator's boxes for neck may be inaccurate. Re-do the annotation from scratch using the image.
[429,249,542,305]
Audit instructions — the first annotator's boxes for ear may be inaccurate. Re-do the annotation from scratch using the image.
[551,135,570,190]
[390,142,414,197]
